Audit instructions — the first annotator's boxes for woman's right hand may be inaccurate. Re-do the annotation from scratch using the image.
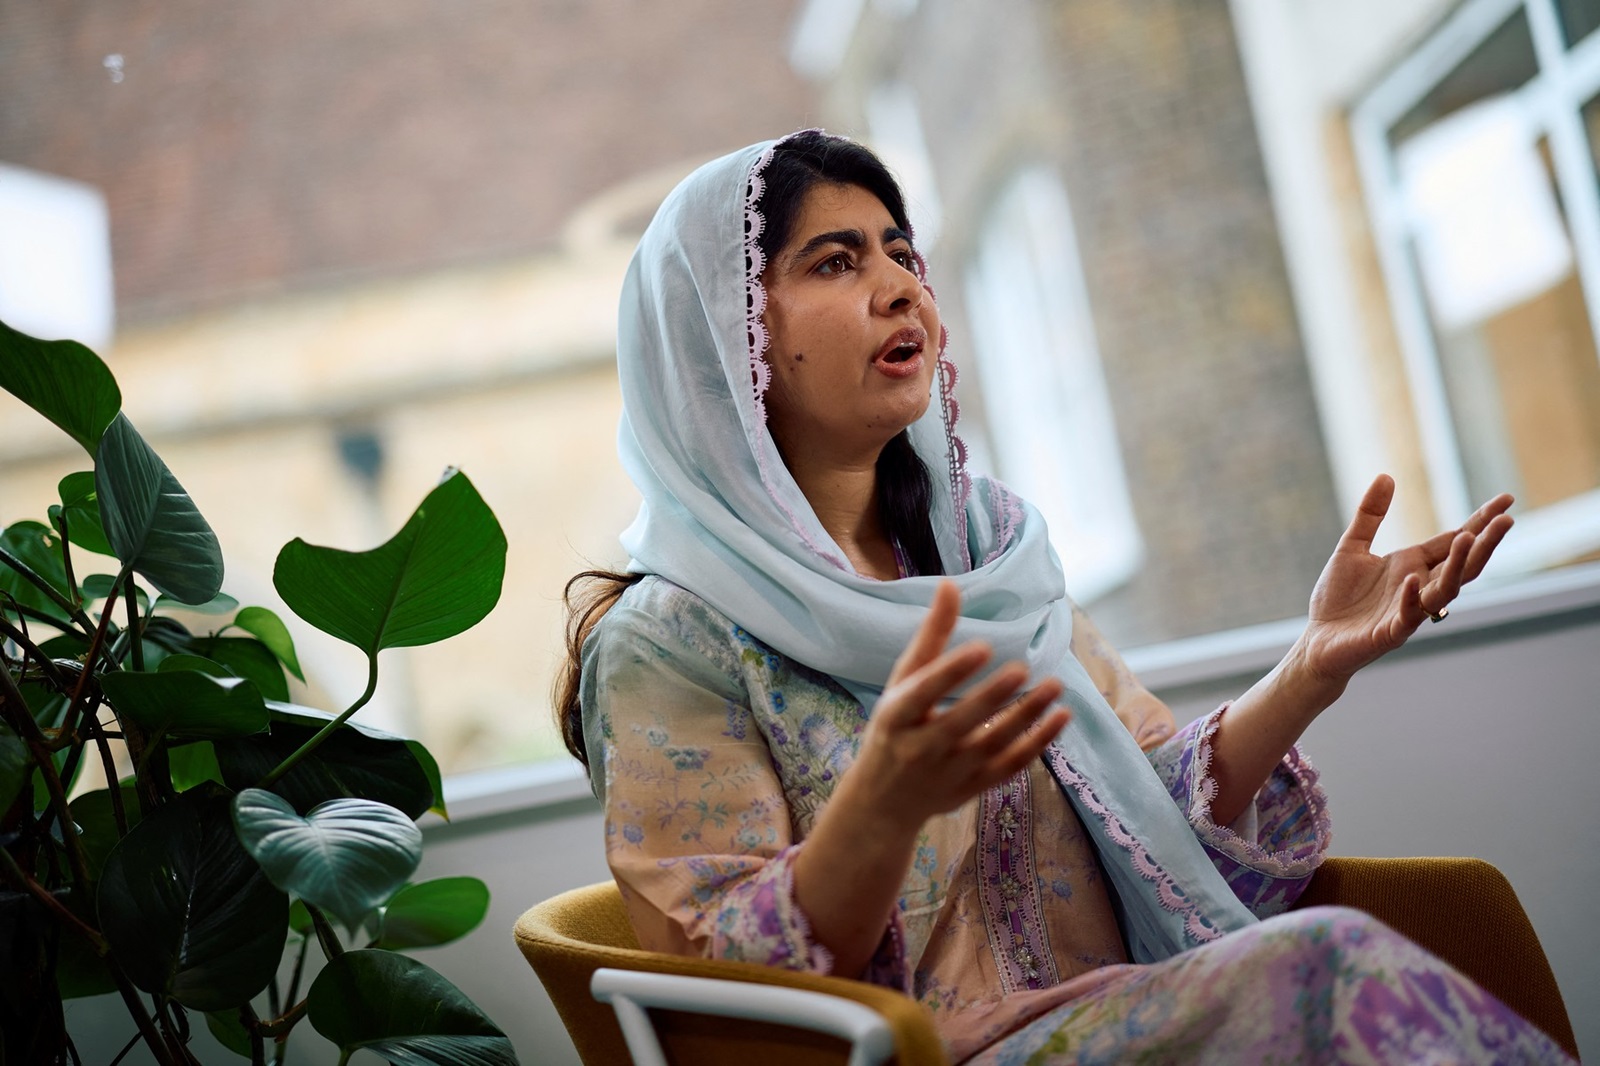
[850,580,1071,831]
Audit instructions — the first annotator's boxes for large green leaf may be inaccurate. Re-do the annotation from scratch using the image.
[307,950,518,1066]
[274,471,505,657]
[205,1010,254,1059]
[49,471,114,557]
[94,413,224,605]
[100,670,269,741]
[376,877,490,950]
[0,521,74,626]
[406,739,447,819]
[215,703,434,817]
[0,728,29,813]
[231,605,304,682]
[232,789,421,932]
[97,784,288,1011]
[53,887,117,1000]
[0,320,121,454]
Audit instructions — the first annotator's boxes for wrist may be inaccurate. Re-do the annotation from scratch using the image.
[1280,635,1349,708]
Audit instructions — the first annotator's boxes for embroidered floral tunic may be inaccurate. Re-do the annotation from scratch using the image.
[583,577,1570,1064]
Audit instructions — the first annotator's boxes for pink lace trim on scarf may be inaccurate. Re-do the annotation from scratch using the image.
[976,770,1058,992]
[1189,706,1331,879]
[981,479,1025,567]
[1042,745,1225,947]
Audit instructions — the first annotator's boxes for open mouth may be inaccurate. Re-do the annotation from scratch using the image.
[874,327,927,366]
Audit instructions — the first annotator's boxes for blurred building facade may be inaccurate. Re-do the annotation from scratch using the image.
[2,0,1596,774]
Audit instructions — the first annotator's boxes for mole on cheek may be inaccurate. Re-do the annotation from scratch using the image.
[793,352,805,363]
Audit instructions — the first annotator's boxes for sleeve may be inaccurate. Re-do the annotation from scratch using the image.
[583,593,908,986]
[1144,703,1333,917]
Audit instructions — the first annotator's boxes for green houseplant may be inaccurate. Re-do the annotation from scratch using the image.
[0,320,521,1065]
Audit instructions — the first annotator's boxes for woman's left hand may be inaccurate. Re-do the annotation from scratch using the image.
[1298,474,1513,686]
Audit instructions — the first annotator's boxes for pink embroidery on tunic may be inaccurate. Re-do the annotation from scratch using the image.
[1042,746,1225,946]
[977,771,1059,992]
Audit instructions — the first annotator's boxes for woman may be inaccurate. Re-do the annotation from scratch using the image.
[557,130,1566,1063]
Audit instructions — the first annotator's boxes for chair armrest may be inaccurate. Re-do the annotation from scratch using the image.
[592,968,895,1066]
[1292,856,1576,1059]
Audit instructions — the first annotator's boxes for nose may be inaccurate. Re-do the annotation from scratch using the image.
[874,255,924,316]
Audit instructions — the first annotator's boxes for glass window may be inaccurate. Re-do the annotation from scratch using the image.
[1558,0,1600,47]
[962,167,1142,604]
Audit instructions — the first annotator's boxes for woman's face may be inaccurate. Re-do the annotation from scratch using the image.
[759,181,941,464]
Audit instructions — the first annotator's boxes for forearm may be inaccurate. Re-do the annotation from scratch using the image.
[791,771,920,979]
[1208,636,1345,826]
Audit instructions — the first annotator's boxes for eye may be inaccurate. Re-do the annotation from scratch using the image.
[815,252,852,276]
[890,248,916,271]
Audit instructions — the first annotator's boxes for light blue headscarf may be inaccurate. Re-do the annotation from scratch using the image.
[615,135,1257,964]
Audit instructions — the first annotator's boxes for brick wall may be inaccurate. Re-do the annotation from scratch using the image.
[0,0,815,322]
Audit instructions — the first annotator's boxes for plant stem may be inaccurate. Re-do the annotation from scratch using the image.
[53,511,80,609]
[107,1031,142,1066]
[241,1002,267,1066]
[283,933,309,1010]
[0,660,93,890]
[0,848,109,954]
[303,902,345,962]
[0,545,94,634]
[258,997,308,1037]
[0,615,72,689]
[256,655,378,789]
[109,970,181,1066]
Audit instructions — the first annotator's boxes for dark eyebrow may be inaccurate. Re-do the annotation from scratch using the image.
[784,226,916,271]
[786,228,864,271]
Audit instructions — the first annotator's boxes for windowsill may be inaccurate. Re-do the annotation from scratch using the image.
[427,561,1600,830]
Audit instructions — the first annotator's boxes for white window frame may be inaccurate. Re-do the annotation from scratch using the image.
[1350,0,1600,572]
[962,166,1142,604]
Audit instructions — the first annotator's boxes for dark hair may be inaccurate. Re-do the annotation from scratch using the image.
[555,132,944,767]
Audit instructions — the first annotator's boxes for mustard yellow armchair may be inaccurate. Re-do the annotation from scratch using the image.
[514,857,1578,1065]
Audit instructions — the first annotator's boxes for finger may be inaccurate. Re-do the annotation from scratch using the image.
[1336,474,1394,554]
[1462,493,1514,536]
[1394,571,1427,634]
[878,641,993,728]
[1461,513,1513,583]
[1420,531,1472,615]
[938,661,1033,735]
[889,579,961,686]
[963,679,1065,756]
[979,706,1072,784]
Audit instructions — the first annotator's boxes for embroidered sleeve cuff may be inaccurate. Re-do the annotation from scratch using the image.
[708,843,911,990]
[1150,704,1333,916]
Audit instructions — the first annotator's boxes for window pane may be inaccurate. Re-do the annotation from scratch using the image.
[1558,0,1600,47]
[1421,134,1600,511]
[1388,10,1538,149]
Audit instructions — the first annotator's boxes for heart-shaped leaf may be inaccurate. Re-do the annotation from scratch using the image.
[100,670,269,741]
[308,949,518,1066]
[0,521,74,626]
[50,471,114,556]
[376,877,490,950]
[98,784,288,1010]
[274,470,505,657]
[0,320,121,454]
[95,413,224,605]
[78,573,148,616]
[215,703,435,817]
[231,605,304,682]
[232,788,422,931]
